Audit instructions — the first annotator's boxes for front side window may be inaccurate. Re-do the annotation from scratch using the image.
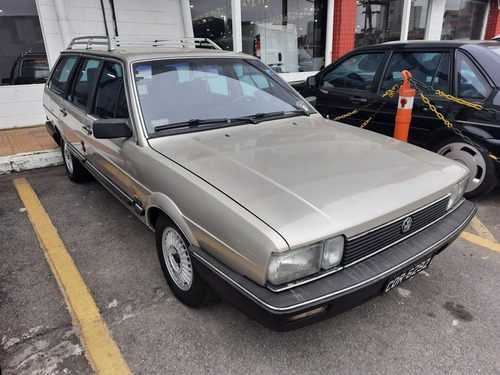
[47,56,77,96]
[70,59,100,110]
[381,52,450,94]
[134,58,313,134]
[456,52,490,100]
[93,62,128,119]
[320,53,384,90]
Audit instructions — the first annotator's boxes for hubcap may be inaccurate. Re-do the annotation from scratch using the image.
[162,227,193,291]
[63,142,74,174]
[437,142,486,193]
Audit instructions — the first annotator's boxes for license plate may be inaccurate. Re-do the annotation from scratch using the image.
[383,255,433,293]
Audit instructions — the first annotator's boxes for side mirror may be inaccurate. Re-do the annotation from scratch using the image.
[306,76,317,87]
[93,118,133,139]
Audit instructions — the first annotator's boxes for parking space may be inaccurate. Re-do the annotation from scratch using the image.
[1,166,499,375]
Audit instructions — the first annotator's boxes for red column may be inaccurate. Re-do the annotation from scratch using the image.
[332,0,357,60]
[484,0,500,39]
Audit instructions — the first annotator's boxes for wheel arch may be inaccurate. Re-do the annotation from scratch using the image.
[146,193,199,248]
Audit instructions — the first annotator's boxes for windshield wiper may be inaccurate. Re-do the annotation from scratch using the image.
[154,118,230,132]
[228,111,286,124]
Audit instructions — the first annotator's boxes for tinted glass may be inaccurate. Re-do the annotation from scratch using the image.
[71,59,100,110]
[320,53,384,90]
[93,62,128,119]
[456,52,490,100]
[48,56,77,96]
[381,52,450,94]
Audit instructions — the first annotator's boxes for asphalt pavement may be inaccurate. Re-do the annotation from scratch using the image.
[1,166,499,374]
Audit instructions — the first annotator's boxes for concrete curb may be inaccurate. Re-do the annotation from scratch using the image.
[0,149,63,175]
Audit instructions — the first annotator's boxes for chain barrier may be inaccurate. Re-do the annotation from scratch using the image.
[410,78,499,164]
[333,82,401,128]
[331,77,499,164]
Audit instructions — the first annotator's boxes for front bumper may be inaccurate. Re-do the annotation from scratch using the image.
[190,199,477,331]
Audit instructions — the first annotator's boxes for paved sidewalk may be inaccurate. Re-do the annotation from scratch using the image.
[0,125,62,175]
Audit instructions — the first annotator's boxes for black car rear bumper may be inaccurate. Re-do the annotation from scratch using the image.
[190,199,477,331]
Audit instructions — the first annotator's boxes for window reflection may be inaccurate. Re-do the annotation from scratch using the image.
[241,0,326,73]
[355,0,429,47]
[0,0,48,85]
[190,0,326,73]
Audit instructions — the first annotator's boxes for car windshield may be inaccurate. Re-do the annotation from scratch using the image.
[133,58,313,135]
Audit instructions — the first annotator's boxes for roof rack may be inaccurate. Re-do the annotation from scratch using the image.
[67,36,221,51]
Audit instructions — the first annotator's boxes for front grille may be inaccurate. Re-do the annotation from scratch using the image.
[343,196,449,266]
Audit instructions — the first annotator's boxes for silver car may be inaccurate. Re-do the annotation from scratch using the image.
[43,37,477,331]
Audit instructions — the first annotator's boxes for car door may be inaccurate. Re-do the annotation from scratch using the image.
[370,50,452,144]
[44,55,79,148]
[63,57,101,158]
[305,51,387,126]
[83,61,137,207]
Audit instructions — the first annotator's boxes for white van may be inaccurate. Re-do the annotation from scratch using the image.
[242,22,299,73]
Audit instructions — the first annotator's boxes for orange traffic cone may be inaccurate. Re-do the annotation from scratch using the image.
[394,70,415,142]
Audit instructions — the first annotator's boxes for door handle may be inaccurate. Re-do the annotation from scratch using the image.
[60,108,67,117]
[350,97,368,104]
[421,105,443,112]
[82,125,93,135]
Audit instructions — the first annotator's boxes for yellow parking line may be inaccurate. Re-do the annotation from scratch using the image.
[461,231,500,253]
[13,178,132,375]
[470,216,497,242]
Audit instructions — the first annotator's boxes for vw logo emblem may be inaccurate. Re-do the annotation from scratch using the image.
[401,217,413,233]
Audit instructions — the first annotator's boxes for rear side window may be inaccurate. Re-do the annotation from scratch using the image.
[320,53,384,90]
[456,52,490,100]
[47,56,77,96]
[71,59,100,110]
[93,62,129,119]
[381,52,450,94]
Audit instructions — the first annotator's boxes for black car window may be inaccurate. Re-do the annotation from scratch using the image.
[47,56,77,96]
[320,53,384,90]
[456,52,490,100]
[93,62,129,119]
[71,59,100,110]
[381,52,450,94]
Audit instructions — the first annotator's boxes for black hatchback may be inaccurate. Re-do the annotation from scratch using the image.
[294,40,500,198]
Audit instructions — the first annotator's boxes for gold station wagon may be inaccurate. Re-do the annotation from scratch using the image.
[43,37,477,331]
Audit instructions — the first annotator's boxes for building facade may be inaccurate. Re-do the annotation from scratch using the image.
[0,0,497,129]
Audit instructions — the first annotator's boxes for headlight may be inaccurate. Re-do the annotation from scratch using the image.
[267,236,344,286]
[447,177,468,210]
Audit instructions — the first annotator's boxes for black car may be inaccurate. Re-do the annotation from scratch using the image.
[294,40,500,198]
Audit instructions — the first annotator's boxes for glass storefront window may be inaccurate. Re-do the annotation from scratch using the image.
[355,0,429,47]
[0,0,48,85]
[442,0,488,40]
[190,0,326,73]
[241,0,326,73]
[190,0,233,51]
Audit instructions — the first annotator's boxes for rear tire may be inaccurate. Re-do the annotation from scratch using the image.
[433,137,499,198]
[61,138,92,183]
[155,215,216,307]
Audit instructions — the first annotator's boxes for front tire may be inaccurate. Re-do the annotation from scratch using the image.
[433,137,499,198]
[61,138,92,183]
[155,215,216,307]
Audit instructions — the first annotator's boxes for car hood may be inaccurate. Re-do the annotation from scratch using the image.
[149,115,467,246]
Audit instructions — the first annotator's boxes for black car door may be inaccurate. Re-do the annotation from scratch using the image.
[305,52,387,126]
[367,50,452,144]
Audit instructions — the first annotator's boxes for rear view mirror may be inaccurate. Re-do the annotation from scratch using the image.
[306,76,316,87]
[93,118,133,139]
